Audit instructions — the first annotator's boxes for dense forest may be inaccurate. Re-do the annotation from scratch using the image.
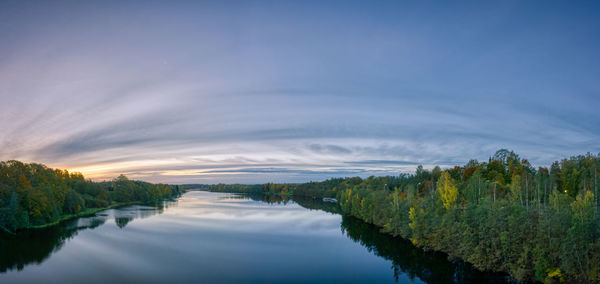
[201,150,600,283]
[0,160,184,233]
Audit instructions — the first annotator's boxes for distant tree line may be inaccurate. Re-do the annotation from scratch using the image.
[201,150,600,283]
[203,178,351,198]
[0,161,184,232]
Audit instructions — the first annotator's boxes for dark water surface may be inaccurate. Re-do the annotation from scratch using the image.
[0,191,508,283]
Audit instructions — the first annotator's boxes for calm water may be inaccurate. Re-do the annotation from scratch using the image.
[0,191,508,283]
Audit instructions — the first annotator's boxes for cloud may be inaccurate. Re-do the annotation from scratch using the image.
[308,144,352,155]
[0,1,599,183]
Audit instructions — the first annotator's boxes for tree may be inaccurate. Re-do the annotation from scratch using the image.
[0,188,19,231]
[562,191,596,280]
[63,190,84,214]
[510,175,523,206]
[437,171,458,210]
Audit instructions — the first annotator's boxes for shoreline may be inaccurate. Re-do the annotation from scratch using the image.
[15,196,182,232]
[22,201,145,231]
[206,190,514,281]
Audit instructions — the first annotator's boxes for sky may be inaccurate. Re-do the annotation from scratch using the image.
[0,0,599,184]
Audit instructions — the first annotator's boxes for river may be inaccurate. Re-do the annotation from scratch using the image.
[0,191,508,283]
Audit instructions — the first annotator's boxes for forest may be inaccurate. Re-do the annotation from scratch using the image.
[0,160,183,232]
[203,150,600,283]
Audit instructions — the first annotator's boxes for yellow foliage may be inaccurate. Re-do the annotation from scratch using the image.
[437,171,458,210]
[546,268,565,283]
[408,207,416,229]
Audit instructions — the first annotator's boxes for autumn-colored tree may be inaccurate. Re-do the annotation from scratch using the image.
[436,171,458,210]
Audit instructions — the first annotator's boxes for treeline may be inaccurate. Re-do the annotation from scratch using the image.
[0,160,184,232]
[338,150,600,283]
[203,150,600,283]
[204,178,352,198]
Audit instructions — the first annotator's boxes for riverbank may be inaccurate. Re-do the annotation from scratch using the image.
[0,162,186,235]
[203,189,516,282]
[24,201,145,230]
[0,203,140,235]
[2,190,498,283]
[0,198,184,235]
[195,151,600,282]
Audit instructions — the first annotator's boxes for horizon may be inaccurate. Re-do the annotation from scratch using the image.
[4,148,598,185]
[1,1,599,183]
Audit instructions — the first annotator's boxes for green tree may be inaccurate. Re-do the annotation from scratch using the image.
[63,190,84,214]
[509,175,523,205]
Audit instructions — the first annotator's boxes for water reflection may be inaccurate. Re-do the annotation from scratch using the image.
[0,203,172,273]
[227,193,510,283]
[239,193,342,214]
[115,216,133,228]
[340,216,511,284]
[0,192,509,283]
[0,216,104,273]
[231,192,291,205]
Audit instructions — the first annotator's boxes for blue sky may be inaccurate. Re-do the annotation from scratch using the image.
[0,1,599,183]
